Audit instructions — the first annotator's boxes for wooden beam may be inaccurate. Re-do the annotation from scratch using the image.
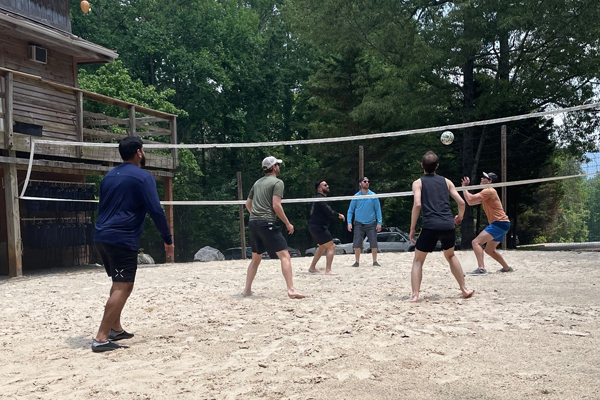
[129,105,136,136]
[84,112,173,134]
[163,176,174,263]
[76,91,83,158]
[501,125,507,250]
[0,155,175,177]
[237,172,246,260]
[13,115,74,132]
[83,91,176,119]
[3,150,22,277]
[4,71,13,149]
[83,128,164,143]
[170,116,178,167]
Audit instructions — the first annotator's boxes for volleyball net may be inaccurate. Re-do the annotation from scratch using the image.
[17,102,600,261]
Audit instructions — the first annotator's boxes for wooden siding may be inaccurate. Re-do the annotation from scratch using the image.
[0,0,71,32]
[1,34,78,140]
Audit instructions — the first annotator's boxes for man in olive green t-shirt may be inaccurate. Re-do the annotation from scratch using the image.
[242,156,305,299]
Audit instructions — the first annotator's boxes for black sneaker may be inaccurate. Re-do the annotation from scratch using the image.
[351,262,359,268]
[91,339,121,353]
[108,329,134,341]
[466,268,488,276]
[373,261,381,267]
[497,267,515,273]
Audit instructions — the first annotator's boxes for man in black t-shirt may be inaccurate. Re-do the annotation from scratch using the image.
[308,180,345,275]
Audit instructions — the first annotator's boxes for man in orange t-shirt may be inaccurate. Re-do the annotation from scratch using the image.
[461,172,513,275]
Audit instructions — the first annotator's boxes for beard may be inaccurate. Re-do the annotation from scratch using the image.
[140,154,146,168]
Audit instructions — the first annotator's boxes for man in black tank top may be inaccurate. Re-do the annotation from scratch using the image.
[408,151,474,302]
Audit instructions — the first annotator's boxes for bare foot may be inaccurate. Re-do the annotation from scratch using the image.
[242,290,253,297]
[324,271,339,276]
[408,295,419,303]
[287,290,306,299]
[462,289,475,298]
[308,268,319,274]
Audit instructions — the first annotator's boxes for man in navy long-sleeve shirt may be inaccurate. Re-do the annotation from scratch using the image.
[92,137,174,353]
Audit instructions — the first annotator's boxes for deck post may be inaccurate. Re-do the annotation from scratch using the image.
[4,150,22,277]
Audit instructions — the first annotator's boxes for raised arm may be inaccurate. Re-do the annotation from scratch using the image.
[460,176,483,206]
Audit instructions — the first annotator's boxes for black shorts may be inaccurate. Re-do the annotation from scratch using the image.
[416,228,456,253]
[248,220,288,256]
[96,242,138,283]
[308,224,333,245]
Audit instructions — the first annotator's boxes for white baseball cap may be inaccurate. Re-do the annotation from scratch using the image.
[262,156,283,170]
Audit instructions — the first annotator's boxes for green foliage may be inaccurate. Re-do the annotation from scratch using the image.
[517,152,589,244]
[584,176,600,242]
[78,61,184,117]
[71,0,600,256]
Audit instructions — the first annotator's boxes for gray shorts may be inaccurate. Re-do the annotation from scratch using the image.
[353,222,378,249]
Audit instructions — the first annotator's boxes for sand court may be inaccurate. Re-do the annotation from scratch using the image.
[1,250,599,399]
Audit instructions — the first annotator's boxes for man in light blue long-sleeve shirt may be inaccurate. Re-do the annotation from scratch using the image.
[347,176,383,267]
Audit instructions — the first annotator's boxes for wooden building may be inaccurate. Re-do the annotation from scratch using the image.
[0,0,177,277]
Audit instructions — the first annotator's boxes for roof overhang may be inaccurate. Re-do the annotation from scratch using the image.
[0,7,118,64]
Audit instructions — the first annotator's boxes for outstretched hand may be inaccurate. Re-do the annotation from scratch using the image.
[461,177,470,187]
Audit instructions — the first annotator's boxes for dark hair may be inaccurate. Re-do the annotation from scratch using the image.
[422,151,439,173]
[119,137,143,161]
[315,180,325,190]
[359,176,368,182]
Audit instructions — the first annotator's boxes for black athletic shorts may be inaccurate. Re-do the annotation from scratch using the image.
[308,224,333,246]
[248,220,288,256]
[96,242,138,283]
[416,228,456,253]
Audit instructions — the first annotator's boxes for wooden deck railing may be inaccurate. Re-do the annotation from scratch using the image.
[0,67,178,170]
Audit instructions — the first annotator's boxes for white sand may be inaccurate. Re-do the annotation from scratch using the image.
[1,250,599,399]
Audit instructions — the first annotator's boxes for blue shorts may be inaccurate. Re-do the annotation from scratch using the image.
[484,221,510,242]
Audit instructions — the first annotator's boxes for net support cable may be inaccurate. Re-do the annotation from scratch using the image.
[18,172,598,206]
[19,102,600,201]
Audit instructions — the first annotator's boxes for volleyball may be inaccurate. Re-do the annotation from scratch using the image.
[441,131,454,145]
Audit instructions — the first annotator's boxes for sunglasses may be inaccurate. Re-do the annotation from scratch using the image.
[322,183,329,187]
[362,180,369,183]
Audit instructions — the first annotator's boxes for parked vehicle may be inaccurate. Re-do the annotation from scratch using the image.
[305,239,345,256]
[262,247,302,259]
[364,232,415,253]
[223,247,252,260]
